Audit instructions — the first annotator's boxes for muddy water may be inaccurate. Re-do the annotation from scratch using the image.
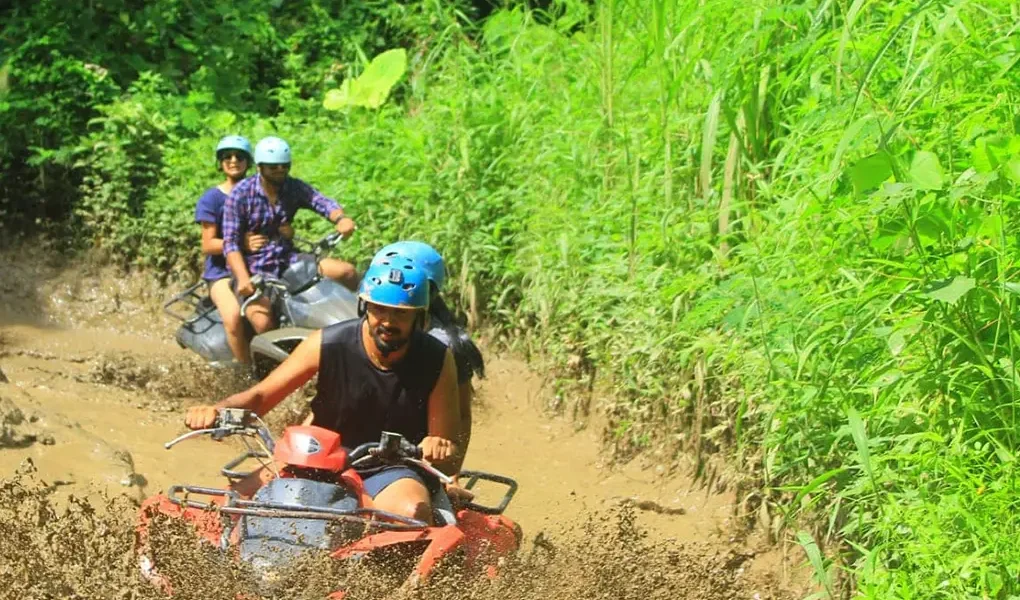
[0,259,807,599]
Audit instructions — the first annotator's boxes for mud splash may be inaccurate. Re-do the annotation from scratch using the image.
[0,256,807,599]
[0,467,786,600]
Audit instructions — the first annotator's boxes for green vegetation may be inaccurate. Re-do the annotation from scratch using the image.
[3,0,1020,596]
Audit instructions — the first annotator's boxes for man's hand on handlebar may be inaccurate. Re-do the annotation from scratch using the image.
[446,477,476,508]
[235,276,255,298]
[334,216,356,240]
[419,436,457,463]
[185,406,219,430]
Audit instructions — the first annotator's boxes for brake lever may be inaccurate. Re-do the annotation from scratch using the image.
[403,457,454,485]
[165,428,221,450]
[349,449,453,485]
[239,288,264,317]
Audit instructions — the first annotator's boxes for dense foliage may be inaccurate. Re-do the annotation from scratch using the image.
[3,0,1020,597]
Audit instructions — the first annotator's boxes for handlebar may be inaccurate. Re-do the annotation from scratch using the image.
[348,432,454,486]
[237,232,344,317]
[238,274,290,316]
[315,232,344,256]
[167,415,453,486]
[291,231,344,260]
[165,409,275,452]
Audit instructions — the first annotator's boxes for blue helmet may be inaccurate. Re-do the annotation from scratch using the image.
[215,135,253,163]
[254,136,292,164]
[372,241,445,292]
[358,260,430,310]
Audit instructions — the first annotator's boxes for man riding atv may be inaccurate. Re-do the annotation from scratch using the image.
[185,258,461,524]
[371,241,485,458]
[222,136,359,334]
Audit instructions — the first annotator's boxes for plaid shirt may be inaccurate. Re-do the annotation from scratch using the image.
[222,174,341,277]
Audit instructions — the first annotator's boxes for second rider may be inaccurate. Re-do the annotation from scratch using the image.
[222,136,359,334]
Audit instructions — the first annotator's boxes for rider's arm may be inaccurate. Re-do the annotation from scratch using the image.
[226,250,250,285]
[426,349,463,474]
[195,189,226,256]
[290,177,345,222]
[200,223,224,256]
[221,189,252,284]
[216,330,322,415]
[457,382,473,456]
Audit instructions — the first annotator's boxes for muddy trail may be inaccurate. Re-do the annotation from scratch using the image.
[0,257,808,599]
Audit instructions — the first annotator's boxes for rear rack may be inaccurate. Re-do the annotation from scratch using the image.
[458,470,518,515]
[167,485,430,531]
[163,282,217,325]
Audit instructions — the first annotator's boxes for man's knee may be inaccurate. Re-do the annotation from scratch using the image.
[243,299,274,333]
[320,259,358,288]
[374,479,432,523]
[408,500,433,524]
[245,310,272,333]
[335,261,357,280]
[389,498,432,524]
[249,315,273,334]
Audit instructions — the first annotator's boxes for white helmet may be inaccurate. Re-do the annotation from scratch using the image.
[254,136,291,164]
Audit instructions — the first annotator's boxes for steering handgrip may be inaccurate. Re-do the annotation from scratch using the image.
[323,231,343,247]
[402,440,423,460]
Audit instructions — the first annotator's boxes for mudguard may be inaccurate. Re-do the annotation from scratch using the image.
[239,479,362,570]
[284,279,359,329]
[250,327,315,366]
[174,303,235,365]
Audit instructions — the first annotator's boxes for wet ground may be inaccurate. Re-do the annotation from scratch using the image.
[0,256,809,599]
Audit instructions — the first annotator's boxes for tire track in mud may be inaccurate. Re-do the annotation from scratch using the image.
[0,260,808,599]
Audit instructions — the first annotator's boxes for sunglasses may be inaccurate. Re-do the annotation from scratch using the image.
[219,151,249,162]
[261,163,291,170]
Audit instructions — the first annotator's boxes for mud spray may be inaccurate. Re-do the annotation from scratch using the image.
[0,259,804,599]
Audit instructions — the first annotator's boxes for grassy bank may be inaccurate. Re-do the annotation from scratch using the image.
[6,0,1020,596]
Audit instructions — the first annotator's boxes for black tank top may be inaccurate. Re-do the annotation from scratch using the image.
[310,318,447,448]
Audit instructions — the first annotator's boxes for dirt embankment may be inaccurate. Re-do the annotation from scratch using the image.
[0,256,810,599]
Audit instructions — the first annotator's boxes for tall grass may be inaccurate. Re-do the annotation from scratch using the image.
[71,0,1020,595]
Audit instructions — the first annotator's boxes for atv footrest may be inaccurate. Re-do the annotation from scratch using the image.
[458,470,518,515]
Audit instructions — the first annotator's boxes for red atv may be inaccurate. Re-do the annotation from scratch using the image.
[136,409,521,597]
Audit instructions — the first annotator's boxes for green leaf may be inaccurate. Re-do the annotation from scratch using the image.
[176,37,199,54]
[887,329,907,356]
[1003,282,1020,296]
[909,150,943,190]
[992,439,1015,464]
[915,206,950,247]
[848,153,893,196]
[0,60,10,95]
[1006,157,1020,185]
[922,275,975,305]
[792,468,847,512]
[972,136,1011,173]
[871,217,908,252]
[848,407,874,481]
[322,86,349,111]
[977,214,1003,241]
[796,530,834,598]
[323,48,407,111]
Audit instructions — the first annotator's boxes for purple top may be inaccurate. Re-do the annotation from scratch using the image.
[222,174,342,278]
[194,187,230,282]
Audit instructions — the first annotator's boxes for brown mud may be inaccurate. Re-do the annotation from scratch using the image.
[0,257,810,599]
